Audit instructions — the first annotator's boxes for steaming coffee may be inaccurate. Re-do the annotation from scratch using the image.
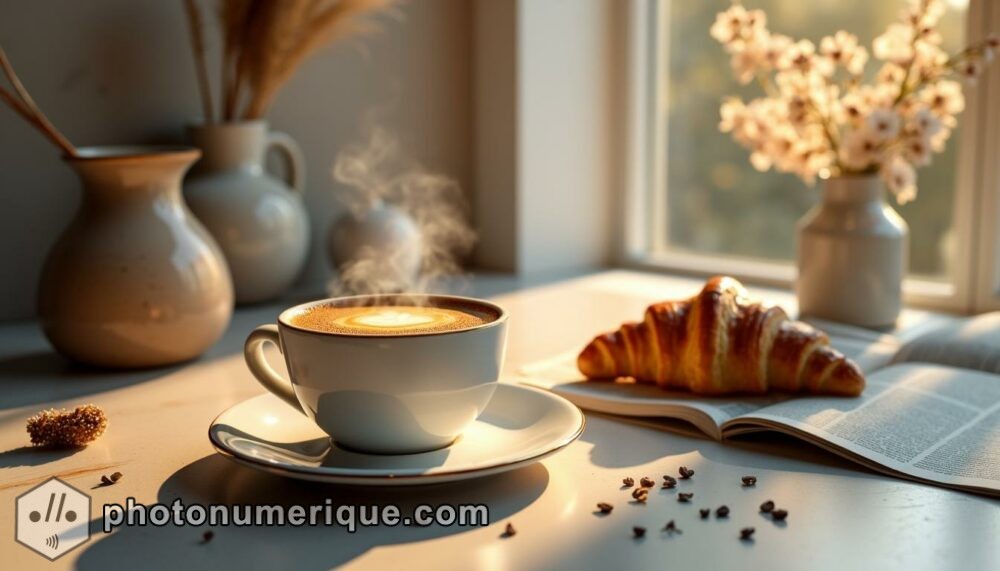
[245,294,508,453]
[289,303,496,336]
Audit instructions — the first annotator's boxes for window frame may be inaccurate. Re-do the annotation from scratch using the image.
[619,0,999,313]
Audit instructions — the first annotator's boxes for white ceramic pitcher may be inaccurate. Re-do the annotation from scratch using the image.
[185,120,310,304]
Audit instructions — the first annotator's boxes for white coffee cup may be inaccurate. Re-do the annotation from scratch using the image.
[243,294,508,454]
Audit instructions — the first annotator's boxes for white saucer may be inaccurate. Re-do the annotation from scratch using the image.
[209,383,585,486]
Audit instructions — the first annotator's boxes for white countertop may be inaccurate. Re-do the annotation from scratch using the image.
[0,270,997,570]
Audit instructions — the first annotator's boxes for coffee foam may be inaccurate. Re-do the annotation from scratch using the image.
[289,304,494,336]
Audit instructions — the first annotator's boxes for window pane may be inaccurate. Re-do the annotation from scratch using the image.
[660,0,967,279]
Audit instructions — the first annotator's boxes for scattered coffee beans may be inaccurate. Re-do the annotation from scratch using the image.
[716,505,730,518]
[677,492,693,503]
[759,500,775,513]
[662,475,677,485]
[631,488,649,503]
[663,520,681,534]
[678,466,695,479]
[771,509,788,521]
[740,527,755,540]
[640,476,656,488]
[699,508,711,519]
[742,475,757,486]
[633,526,646,538]
[503,523,517,537]
[623,477,635,487]
[201,530,214,544]
[597,502,614,514]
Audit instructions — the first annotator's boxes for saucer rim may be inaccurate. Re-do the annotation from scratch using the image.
[207,383,585,484]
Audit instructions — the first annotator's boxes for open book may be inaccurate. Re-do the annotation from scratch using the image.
[518,312,1000,497]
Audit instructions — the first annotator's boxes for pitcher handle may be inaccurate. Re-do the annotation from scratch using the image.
[266,131,305,194]
[244,324,305,414]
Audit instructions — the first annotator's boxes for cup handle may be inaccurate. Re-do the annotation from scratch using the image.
[244,324,305,415]
[265,131,305,194]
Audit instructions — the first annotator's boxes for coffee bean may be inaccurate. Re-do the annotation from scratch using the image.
[678,466,695,479]
[677,492,693,503]
[771,509,788,521]
[759,500,775,513]
[597,502,614,514]
[740,527,755,540]
[741,475,757,486]
[716,505,730,518]
[633,526,646,538]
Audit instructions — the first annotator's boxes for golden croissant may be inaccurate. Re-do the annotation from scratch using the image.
[578,276,865,396]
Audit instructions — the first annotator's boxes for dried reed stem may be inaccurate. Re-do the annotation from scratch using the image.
[210,0,397,120]
[183,0,215,123]
[0,47,77,157]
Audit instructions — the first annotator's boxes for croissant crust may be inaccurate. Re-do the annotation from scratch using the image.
[577,276,865,396]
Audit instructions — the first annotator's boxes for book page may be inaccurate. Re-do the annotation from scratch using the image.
[516,351,785,438]
[892,312,1000,374]
[730,364,1000,494]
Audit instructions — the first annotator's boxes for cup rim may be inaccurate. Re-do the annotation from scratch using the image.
[278,293,508,338]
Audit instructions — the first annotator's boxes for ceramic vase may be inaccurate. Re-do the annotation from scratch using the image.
[38,146,234,368]
[185,120,309,304]
[796,175,908,329]
[328,201,423,292]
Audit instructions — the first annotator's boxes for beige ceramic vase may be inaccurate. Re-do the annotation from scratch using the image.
[796,175,908,329]
[38,146,234,368]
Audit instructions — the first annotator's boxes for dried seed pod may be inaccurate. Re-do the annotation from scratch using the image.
[597,502,614,514]
[100,475,113,486]
[631,488,649,503]
[110,471,123,482]
[677,492,693,502]
[716,505,730,517]
[742,475,757,486]
[759,500,775,513]
[633,526,646,538]
[740,527,755,540]
[699,508,710,519]
[678,466,695,479]
[640,476,655,488]
[26,404,108,447]
[771,509,788,521]
[623,477,635,487]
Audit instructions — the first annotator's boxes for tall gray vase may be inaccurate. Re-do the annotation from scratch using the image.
[185,120,310,304]
[796,175,908,329]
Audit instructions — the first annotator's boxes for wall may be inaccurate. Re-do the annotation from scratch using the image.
[0,0,472,320]
[472,0,619,275]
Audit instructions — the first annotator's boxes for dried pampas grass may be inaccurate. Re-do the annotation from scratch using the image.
[183,0,399,122]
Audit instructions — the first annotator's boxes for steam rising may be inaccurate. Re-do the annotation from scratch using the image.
[328,126,476,296]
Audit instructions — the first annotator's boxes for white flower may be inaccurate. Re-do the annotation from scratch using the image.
[907,107,942,138]
[820,31,869,75]
[730,43,766,84]
[865,108,901,141]
[710,5,766,45]
[762,33,793,70]
[881,155,918,204]
[719,98,747,133]
[902,134,933,167]
[840,128,881,170]
[874,23,915,65]
[783,39,833,76]
[920,80,964,125]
